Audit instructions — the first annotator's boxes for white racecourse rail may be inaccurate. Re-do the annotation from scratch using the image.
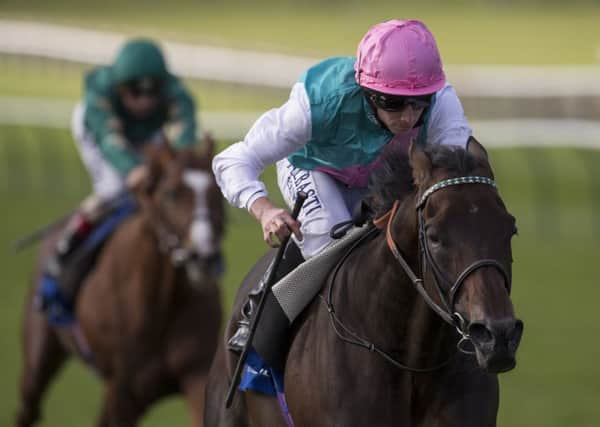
[0,20,599,148]
[2,20,600,96]
[1,97,599,149]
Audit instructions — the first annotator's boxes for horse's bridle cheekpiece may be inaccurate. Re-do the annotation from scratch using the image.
[391,176,510,340]
[324,175,512,373]
[370,175,512,365]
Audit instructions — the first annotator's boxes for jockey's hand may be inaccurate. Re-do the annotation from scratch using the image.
[250,197,302,248]
[126,165,150,191]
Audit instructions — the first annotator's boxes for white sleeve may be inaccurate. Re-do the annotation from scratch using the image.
[426,83,472,149]
[212,82,312,210]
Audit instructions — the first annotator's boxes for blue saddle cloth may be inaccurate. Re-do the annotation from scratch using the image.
[39,275,74,326]
[38,197,137,326]
[240,349,294,425]
[239,348,285,397]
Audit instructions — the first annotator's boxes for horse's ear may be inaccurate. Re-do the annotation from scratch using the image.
[177,133,215,171]
[201,132,215,159]
[467,136,488,162]
[409,141,432,185]
[136,142,167,195]
[140,135,175,171]
[467,136,494,178]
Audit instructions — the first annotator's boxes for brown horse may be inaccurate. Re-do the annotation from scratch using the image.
[17,139,225,427]
[205,139,523,427]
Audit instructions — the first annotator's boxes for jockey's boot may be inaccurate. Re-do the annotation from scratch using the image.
[38,195,106,324]
[38,211,95,324]
[227,241,304,353]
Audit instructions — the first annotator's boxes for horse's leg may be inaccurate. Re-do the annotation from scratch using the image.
[16,294,69,427]
[96,378,146,427]
[203,340,284,427]
[245,392,287,427]
[96,385,112,427]
[204,344,249,427]
[419,364,499,427]
[181,373,208,427]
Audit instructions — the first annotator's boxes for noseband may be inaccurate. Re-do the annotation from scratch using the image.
[375,176,512,350]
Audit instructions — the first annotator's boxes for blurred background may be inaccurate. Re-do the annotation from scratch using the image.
[1,0,599,425]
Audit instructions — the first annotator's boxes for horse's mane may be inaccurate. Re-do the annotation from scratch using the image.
[367,143,479,217]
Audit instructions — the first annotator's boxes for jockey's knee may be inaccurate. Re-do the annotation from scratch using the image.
[295,229,334,259]
[296,213,349,259]
[80,194,110,221]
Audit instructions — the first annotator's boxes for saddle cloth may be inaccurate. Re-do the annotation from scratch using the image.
[39,197,137,326]
[272,223,372,322]
[244,223,374,392]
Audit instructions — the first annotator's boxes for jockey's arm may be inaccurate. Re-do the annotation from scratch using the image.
[212,82,312,245]
[426,83,473,149]
[84,91,141,176]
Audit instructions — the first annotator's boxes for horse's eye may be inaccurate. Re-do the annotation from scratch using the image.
[427,230,442,246]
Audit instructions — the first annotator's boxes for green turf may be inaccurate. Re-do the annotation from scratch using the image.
[1,125,599,426]
[1,0,599,64]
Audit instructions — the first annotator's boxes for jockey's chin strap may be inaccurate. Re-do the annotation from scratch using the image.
[374,176,511,351]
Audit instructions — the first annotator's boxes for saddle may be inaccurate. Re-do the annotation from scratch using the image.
[252,223,374,371]
[38,197,137,326]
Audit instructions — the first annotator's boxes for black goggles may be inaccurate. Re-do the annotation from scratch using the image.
[124,77,164,97]
[364,89,432,112]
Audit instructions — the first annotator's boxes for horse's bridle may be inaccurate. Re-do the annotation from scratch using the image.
[141,194,195,267]
[375,175,512,351]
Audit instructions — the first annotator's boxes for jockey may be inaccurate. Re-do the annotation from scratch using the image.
[41,38,219,322]
[212,20,473,350]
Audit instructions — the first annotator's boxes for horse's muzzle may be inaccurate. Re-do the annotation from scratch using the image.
[468,318,524,373]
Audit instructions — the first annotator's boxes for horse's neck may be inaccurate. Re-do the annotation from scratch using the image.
[131,213,178,279]
[340,219,455,367]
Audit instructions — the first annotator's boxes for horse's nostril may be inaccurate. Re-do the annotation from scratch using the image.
[468,322,494,345]
[507,319,524,351]
[514,319,524,335]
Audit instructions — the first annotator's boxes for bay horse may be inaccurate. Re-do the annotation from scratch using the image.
[205,139,523,426]
[17,139,224,427]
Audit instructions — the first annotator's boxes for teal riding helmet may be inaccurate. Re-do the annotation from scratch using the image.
[111,38,168,85]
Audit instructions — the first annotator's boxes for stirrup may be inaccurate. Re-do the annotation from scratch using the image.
[38,274,75,326]
[227,318,250,353]
[227,287,261,352]
[226,241,303,353]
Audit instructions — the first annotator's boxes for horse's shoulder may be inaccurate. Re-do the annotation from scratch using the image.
[113,214,154,243]
[95,215,158,267]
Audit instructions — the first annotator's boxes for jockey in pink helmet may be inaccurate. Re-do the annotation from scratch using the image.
[356,20,447,137]
[356,19,446,96]
[214,19,473,351]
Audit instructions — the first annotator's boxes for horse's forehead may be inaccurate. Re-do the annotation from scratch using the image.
[439,191,508,231]
[429,167,456,182]
[183,170,212,192]
[425,175,503,219]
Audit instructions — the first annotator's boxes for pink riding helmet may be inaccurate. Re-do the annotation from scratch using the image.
[355,19,446,96]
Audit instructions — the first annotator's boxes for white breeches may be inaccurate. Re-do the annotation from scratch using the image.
[276,157,367,259]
